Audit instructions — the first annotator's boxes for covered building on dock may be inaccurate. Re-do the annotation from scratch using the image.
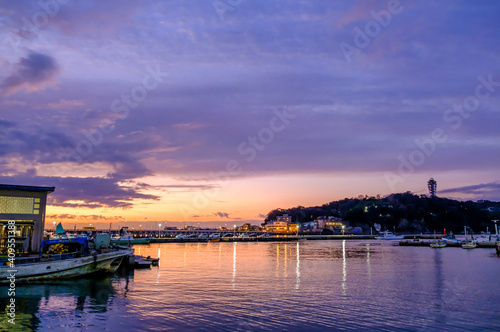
[0,184,54,253]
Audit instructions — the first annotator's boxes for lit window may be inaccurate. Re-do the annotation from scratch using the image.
[0,196,35,214]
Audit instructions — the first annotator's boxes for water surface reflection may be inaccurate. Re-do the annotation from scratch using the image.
[0,273,132,330]
[2,241,500,331]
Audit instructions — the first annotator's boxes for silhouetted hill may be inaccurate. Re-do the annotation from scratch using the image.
[264,192,500,233]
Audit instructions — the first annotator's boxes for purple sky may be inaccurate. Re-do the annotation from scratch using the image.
[1,0,499,226]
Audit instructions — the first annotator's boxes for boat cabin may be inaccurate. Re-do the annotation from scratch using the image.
[41,238,90,257]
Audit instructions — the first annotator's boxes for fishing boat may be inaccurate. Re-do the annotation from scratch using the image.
[111,227,150,245]
[476,221,500,242]
[461,226,478,249]
[462,240,478,249]
[375,231,405,240]
[0,234,133,283]
[134,255,159,268]
[442,231,462,244]
[474,231,500,243]
[442,237,462,244]
[430,240,447,248]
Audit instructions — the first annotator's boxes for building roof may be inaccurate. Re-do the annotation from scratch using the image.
[0,184,55,193]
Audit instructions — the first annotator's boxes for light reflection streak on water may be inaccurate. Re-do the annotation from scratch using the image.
[156,247,161,283]
[276,244,280,278]
[219,243,222,262]
[13,241,500,331]
[232,242,237,289]
[284,244,288,279]
[184,248,187,267]
[296,242,300,290]
[342,240,347,295]
[366,243,370,280]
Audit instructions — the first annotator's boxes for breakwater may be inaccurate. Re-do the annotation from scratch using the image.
[399,239,497,248]
[148,234,440,244]
[149,235,382,243]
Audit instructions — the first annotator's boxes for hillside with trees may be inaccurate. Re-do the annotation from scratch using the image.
[264,192,500,233]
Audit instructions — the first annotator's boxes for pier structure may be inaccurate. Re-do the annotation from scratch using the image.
[48,228,273,239]
[0,184,55,253]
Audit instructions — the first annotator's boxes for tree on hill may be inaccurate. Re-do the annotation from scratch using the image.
[263,193,499,233]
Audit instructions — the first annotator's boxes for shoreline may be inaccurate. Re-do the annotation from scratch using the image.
[140,235,499,248]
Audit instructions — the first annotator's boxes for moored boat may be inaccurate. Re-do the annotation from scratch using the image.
[430,240,447,248]
[442,231,462,244]
[0,234,133,283]
[461,226,478,249]
[375,231,405,240]
[461,239,478,249]
[474,231,500,243]
[134,255,159,268]
[111,235,150,245]
[111,227,150,245]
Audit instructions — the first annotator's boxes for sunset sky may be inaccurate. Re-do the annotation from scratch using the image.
[1,0,499,229]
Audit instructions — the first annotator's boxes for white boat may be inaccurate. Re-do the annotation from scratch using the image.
[475,231,500,243]
[0,235,133,283]
[375,231,405,240]
[430,240,447,248]
[462,240,478,249]
[0,249,132,283]
[461,226,478,249]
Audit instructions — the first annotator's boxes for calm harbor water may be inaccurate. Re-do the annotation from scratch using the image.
[2,240,500,331]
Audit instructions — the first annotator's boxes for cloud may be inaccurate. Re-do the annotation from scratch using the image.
[0,52,60,96]
[0,170,160,209]
[440,182,500,201]
[0,120,155,180]
[0,119,16,129]
[0,121,74,159]
[0,1,499,215]
[46,214,78,220]
[3,100,27,106]
[46,99,85,109]
[213,212,229,218]
[46,214,125,221]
